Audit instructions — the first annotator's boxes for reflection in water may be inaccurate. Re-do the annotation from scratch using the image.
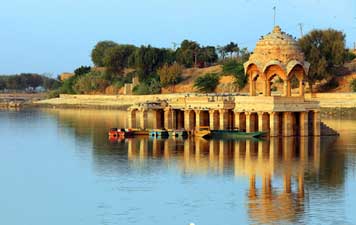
[123,136,328,224]
[41,108,353,224]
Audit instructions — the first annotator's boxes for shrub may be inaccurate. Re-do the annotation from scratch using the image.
[157,63,184,87]
[73,72,109,94]
[222,60,247,90]
[74,66,91,76]
[350,79,356,92]
[133,77,161,95]
[59,76,76,94]
[194,73,220,93]
[47,89,60,98]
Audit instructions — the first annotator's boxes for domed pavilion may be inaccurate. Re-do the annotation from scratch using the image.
[244,26,310,97]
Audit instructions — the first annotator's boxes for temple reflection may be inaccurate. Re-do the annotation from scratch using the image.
[125,136,322,223]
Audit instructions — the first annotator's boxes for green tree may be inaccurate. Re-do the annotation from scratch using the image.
[198,46,218,66]
[131,45,173,79]
[59,76,77,94]
[73,72,109,94]
[224,42,239,58]
[74,66,91,76]
[222,60,247,91]
[103,44,136,75]
[133,76,161,95]
[194,73,220,93]
[298,29,347,92]
[157,63,184,91]
[176,40,200,67]
[91,41,118,67]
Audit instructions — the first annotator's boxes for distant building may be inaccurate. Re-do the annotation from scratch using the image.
[59,73,74,81]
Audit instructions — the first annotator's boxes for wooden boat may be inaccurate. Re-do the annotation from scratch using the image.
[169,129,188,137]
[194,126,211,138]
[108,128,134,137]
[131,129,149,136]
[211,130,266,139]
[149,129,169,137]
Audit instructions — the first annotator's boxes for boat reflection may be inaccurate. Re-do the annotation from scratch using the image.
[124,136,324,224]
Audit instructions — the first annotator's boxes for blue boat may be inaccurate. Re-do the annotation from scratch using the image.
[149,129,169,137]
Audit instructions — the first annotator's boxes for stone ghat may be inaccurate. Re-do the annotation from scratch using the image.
[128,95,324,137]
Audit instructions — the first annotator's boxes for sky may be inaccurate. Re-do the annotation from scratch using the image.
[0,0,355,76]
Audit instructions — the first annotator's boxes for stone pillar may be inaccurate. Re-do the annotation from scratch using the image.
[266,81,272,96]
[234,112,246,131]
[284,79,291,97]
[152,110,161,129]
[299,80,304,97]
[219,109,228,130]
[184,110,194,131]
[299,111,309,136]
[245,112,255,132]
[263,79,268,96]
[209,110,219,130]
[282,112,293,136]
[313,110,321,136]
[249,77,256,96]
[269,112,280,137]
[172,109,177,129]
[258,112,269,132]
[195,110,201,128]
[164,107,173,130]
[127,109,136,128]
[177,110,184,129]
[138,109,148,129]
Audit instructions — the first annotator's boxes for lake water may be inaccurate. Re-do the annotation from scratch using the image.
[0,108,356,225]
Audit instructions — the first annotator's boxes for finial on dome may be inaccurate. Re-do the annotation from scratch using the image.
[273,26,282,33]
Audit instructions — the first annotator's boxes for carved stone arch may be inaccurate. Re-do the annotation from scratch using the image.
[263,62,287,81]
[286,60,306,81]
[244,62,262,96]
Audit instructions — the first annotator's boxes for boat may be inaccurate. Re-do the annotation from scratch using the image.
[149,129,169,137]
[131,129,149,136]
[211,130,266,139]
[168,129,188,137]
[108,128,134,138]
[194,126,211,138]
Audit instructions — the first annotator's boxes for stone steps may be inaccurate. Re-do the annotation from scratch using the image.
[320,122,339,136]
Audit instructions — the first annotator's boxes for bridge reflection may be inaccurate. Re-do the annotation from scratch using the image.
[124,136,321,223]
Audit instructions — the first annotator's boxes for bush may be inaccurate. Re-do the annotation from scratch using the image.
[346,51,356,62]
[73,72,109,94]
[194,73,220,93]
[157,63,184,87]
[222,59,240,75]
[74,66,91,76]
[59,76,76,94]
[133,77,161,95]
[47,89,60,98]
[222,60,247,90]
[350,79,356,92]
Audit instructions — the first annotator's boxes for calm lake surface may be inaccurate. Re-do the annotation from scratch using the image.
[0,108,356,225]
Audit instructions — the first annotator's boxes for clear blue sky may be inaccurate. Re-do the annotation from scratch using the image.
[0,0,355,76]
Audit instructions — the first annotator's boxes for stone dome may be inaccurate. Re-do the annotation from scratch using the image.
[248,26,304,66]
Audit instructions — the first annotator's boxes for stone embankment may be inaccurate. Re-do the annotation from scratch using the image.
[35,94,187,109]
[34,93,356,110]
[0,93,46,108]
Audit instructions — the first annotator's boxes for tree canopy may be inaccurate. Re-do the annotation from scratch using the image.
[298,29,347,90]
[91,41,118,67]
[194,73,220,93]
